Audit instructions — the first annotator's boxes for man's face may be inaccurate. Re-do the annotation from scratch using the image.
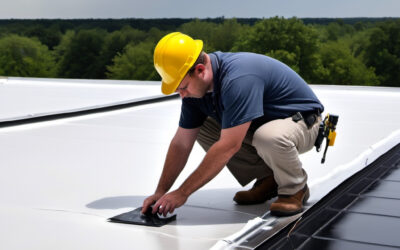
[175,67,210,99]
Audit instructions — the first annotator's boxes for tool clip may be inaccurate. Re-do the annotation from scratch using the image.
[315,113,339,163]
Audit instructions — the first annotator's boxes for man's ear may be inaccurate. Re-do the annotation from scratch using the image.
[196,63,206,73]
[195,64,205,76]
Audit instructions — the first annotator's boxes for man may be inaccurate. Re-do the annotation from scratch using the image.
[142,32,324,217]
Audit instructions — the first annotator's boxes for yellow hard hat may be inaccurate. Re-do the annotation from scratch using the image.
[154,32,203,95]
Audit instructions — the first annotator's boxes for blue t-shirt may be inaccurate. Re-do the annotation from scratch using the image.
[179,52,324,132]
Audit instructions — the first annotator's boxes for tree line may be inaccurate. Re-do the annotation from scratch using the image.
[0,17,399,86]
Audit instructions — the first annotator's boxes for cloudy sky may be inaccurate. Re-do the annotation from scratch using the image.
[1,0,399,19]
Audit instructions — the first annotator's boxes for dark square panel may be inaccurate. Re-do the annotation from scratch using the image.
[266,234,308,250]
[347,196,400,217]
[381,153,400,168]
[381,167,400,182]
[316,212,400,247]
[295,209,337,236]
[367,166,390,179]
[329,194,357,210]
[300,237,399,250]
[348,179,374,195]
[363,181,400,199]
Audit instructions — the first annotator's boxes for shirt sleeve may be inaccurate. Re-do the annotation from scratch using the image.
[179,98,208,129]
[221,75,265,129]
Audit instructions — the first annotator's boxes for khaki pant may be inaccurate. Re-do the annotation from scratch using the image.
[197,116,320,195]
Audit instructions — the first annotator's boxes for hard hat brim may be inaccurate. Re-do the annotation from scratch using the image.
[161,40,203,95]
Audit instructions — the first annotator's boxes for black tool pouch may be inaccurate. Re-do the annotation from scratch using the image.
[314,122,325,150]
[292,112,318,129]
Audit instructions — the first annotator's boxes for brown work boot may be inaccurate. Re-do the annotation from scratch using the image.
[233,175,278,205]
[270,185,310,216]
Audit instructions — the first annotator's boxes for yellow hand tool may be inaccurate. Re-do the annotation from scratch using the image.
[315,113,339,163]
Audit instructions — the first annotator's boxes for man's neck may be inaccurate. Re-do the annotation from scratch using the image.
[204,53,214,92]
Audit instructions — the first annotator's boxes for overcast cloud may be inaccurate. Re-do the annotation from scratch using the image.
[1,0,399,19]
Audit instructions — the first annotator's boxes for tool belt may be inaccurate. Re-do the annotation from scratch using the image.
[292,110,339,164]
[315,113,339,163]
[292,110,321,129]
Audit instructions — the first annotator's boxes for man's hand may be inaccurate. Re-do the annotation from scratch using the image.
[152,189,188,216]
[141,127,198,215]
[141,193,164,214]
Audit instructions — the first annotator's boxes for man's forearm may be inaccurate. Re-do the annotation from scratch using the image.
[155,140,193,194]
[151,122,250,215]
[178,139,239,196]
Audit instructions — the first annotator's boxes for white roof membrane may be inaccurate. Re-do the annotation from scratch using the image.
[1,80,400,249]
[0,77,161,122]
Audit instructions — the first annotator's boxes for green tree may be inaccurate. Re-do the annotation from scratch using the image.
[24,24,62,49]
[0,35,55,77]
[314,41,379,85]
[210,19,245,51]
[98,26,147,78]
[106,41,159,80]
[323,22,356,41]
[340,30,371,59]
[354,21,366,32]
[266,50,300,73]
[53,30,76,62]
[179,20,218,52]
[302,22,359,50]
[57,29,106,79]
[146,27,167,43]
[233,17,320,81]
[365,20,400,86]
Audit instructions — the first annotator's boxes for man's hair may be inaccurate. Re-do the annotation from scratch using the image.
[188,51,205,75]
